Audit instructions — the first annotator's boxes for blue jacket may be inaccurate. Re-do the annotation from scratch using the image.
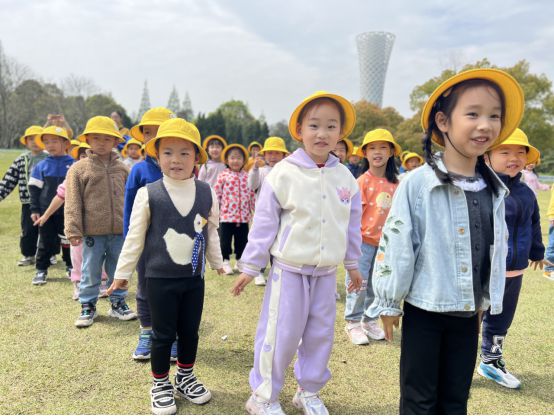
[28,155,74,214]
[498,172,544,270]
[123,156,162,236]
[368,157,509,317]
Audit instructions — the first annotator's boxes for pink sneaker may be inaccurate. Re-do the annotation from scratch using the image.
[345,322,369,345]
[361,319,385,340]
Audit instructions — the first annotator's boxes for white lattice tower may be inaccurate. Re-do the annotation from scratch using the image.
[356,32,395,107]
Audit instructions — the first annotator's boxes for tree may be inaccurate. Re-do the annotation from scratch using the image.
[61,74,98,98]
[167,86,180,114]
[351,100,404,145]
[269,120,297,151]
[137,80,150,120]
[179,91,194,121]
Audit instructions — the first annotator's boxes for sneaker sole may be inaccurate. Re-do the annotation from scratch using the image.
[477,364,521,389]
[132,352,151,360]
[151,403,177,415]
[361,327,386,341]
[108,309,138,321]
[32,280,47,286]
[292,395,329,415]
[174,388,212,405]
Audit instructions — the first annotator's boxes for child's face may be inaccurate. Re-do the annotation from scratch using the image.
[297,102,341,164]
[127,144,141,159]
[405,157,421,171]
[436,86,502,159]
[488,144,527,178]
[250,146,261,159]
[26,136,42,153]
[87,134,118,157]
[525,163,535,171]
[363,141,393,169]
[42,135,68,156]
[334,141,348,163]
[348,155,361,165]
[78,150,88,160]
[142,125,159,144]
[208,141,223,160]
[158,138,198,180]
[227,149,245,172]
[264,151,285,167]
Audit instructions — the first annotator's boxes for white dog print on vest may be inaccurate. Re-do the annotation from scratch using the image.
[163,213,207,265]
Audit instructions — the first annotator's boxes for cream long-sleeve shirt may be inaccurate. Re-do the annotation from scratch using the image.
[114,174,223,280]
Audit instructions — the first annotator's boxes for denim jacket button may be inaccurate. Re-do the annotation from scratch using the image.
[464,304,471,311]
[458,227,465,235]
[461,265,468,273]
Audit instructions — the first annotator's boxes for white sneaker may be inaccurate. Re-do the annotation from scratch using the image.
[222,260,233,275]
[245,393,285,415]
[254,273,266,286]
[72,281,80,301]
[478,359,521,389]
[151,380,177,415]
[292,389,329,415]
[345,322,369,345]
[361,319,385,340]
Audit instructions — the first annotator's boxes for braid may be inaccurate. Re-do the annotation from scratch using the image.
[422,118,451,184]
[476,155,499,196]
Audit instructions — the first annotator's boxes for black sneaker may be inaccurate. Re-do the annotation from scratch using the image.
[174,369,211,405]
[108,300,137,321]
[151,380,177,415]
[75,303,97,328]
[32,270,47,285]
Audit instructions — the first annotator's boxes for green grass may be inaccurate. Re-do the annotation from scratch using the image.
[0,148,552,414]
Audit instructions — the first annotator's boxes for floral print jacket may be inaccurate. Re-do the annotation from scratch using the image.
[214,168,255,223]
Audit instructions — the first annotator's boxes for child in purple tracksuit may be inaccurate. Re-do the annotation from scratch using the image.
[232,91,362,415]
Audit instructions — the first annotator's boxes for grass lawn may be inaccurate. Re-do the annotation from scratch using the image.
[0,148,552,414]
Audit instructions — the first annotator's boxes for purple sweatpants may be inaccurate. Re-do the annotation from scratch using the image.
[249,261,337,402]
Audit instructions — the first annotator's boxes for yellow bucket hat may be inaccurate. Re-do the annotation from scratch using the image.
[289,91,356,142]
[202,135,228,150]
[19,126,43,146]
[248,141,262,153]
[489,128,540,165]
[70,142,91,160]
[222,143,249,163]
[144,118,207,164]
[130,107,175,142]
[259,137,289,155]
[357,129,402,157]
[421,68,524,148]
[121,138,143,158]
[70,139,81,147]
[401,152,424,169]
[78,116,125,143]
[35,126,71,149]
[352,146,360,157]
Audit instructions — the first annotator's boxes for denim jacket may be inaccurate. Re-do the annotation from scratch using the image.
[367,157,509,318]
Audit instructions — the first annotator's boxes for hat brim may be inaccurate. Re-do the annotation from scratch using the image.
[203,135,228,150]
[401,154,424,169]
[357,141,402,157]
[35,134,71,149]
[421,68,524,148]
[289,92,356,142]
[259,147,289,155]
[78,130,125,144]
[145,135,208,164]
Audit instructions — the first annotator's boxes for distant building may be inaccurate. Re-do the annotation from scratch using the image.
[356,32,395,107]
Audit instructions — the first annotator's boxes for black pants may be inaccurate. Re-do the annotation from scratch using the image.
[220,222,249,261]
[400,302,479,415]
[36,214,71,271]
[20,204,38,257]
[135,253,152,328]
[481,275,523,358]
[147,277,205,376]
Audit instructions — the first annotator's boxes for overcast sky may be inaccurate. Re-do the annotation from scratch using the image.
[1,0,553,124]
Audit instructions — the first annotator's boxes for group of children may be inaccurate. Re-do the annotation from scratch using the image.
[0,67,553,415]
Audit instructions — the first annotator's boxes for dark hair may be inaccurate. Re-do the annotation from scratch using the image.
[297,98,346,132]
[77,147,88,159]
[359,143,399,184]
[423,78,505,195]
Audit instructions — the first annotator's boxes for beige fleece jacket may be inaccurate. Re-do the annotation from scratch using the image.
[64,150,129,238]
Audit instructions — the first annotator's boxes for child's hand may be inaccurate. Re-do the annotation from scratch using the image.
[530,259,554,270]
[216,268,225,275]
[255,156,265,168]
[346,269,362,293]
[69,237,82,246]
[33,215,47,227]
[30,213,40,224]
[231,273,254,296]
[106,279,128,295]
[381,315,400,342]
